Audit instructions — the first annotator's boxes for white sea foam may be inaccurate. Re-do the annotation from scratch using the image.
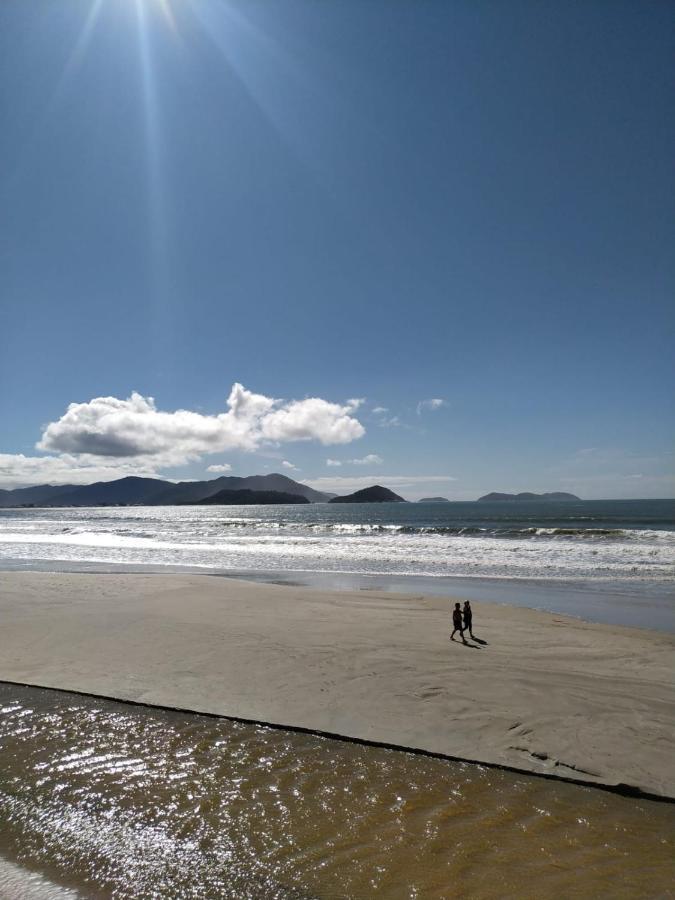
[0,505,673,582]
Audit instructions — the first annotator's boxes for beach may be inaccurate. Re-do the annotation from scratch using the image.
[2,570,673,799]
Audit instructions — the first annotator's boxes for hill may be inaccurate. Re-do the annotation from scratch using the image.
[196,489,309,505]
[46,477,171,507]
[0,484,80,507]
[329,485,406,503]
[477,491,581,502]
[150,473,332,504]
[0,473,332,507]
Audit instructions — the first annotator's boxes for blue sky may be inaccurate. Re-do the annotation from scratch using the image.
[1,0,673,499]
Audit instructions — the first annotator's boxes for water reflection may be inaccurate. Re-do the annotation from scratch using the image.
[0,685,673,898]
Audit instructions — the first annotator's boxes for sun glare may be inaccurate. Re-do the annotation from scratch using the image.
[154,0,178,34]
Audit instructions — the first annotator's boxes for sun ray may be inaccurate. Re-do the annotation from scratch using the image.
[155,0,178,34]
[134,0,164,252]
[133,0,173,350]
[4,0,105,190]
[51,0,105,110]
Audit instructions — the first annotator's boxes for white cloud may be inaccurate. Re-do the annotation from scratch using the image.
[372,406,401,428]
[0,453,164,490]
[281,460,298,470]
[350,454,383,466]
[37,383,365,464]
[325,454,383,467]
[1,383,366,489]
[261,396,364,446]
[416,398,445,415]
[206,463,232,473]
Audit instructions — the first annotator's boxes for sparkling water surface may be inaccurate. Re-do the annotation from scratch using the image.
[1,500,673,582]
[1,685,673,900]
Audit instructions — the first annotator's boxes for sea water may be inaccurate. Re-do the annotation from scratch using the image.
[0,685,673,899]
[0,499,673,628]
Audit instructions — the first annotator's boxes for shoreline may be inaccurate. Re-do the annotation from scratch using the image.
[0,855,80,900]
[1,677,671,805]
[1,556,673,632]
[1,570,673,799]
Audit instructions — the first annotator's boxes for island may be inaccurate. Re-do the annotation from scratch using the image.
[477,492,580,502]
[196,489,309,505]
[418,497,450,502]
[329,485,406,503]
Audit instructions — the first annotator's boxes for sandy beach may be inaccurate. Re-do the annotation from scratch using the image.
[1,571,673,799]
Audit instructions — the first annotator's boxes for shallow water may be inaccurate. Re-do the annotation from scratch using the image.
[1,685,673,899]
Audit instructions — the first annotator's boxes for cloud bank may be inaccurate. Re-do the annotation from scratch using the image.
[0,453,161,489]
[1,384,365,488]
[37,383,364,466]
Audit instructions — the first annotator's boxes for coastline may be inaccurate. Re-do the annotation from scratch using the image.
[1,556,673,632]
[1,570,673,799]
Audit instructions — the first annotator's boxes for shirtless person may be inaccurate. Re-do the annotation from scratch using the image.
[451,602,466,643]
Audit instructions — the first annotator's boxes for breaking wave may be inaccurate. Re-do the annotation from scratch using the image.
[0,502,673,583]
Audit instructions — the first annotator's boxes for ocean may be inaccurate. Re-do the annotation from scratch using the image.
[1,499,673,629]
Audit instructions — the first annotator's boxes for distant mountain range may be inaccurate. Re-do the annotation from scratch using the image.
[477,491,580,502]
[0,473,333,507]
[0,477,583,508]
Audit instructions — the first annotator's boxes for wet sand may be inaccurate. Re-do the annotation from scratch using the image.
[0,571,673,798]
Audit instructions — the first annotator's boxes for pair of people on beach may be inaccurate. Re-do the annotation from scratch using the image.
[451,601,474,643]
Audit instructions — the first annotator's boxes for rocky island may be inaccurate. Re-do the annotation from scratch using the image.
[418,497,450,502]
[329,485,406,503]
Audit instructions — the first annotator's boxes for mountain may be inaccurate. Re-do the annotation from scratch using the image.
[477,491,581,502]
[151,473,332,504]
[418,497,450,502]
[196,489,309,505]
[0,484,80,507]
[45,477,174,507]
[329,485,407,503]
[0,473,333,507]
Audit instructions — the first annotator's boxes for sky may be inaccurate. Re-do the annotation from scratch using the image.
[1,0,673,500]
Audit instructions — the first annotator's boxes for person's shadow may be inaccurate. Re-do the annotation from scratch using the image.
[452,635,484,649]
[472,636,488,645]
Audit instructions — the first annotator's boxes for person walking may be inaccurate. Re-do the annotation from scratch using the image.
[451,602,466,643]
[462,600,474,640]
